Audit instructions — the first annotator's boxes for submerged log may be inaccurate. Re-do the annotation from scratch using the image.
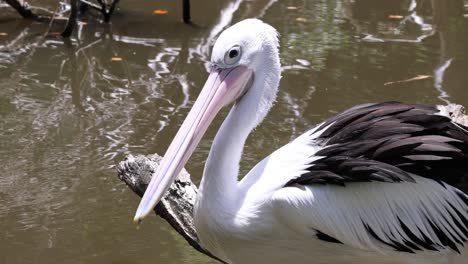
[437,103,468,126]
[116,154,226,264]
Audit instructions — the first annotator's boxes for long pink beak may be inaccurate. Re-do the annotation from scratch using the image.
[134,66,254,223]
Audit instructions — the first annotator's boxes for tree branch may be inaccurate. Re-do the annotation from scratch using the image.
[4,0,39,20]
[117,154,227,264]
[182,0,191,24]
[5,0,80,37]
[61,0,78,37]
[79,0,102,12]
[94,0,120,22]
[106,0,120,22]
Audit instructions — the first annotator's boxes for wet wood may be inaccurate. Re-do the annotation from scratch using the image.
[4,0,38,20]
[117,154,227,264]
[438,103,468,192]
[105,0,120,22]
[79,0,104,13]
[5,0,77,37]
[5,0,191,36]
[182,0,191,24]
[438,104,468,126]
[96,0,120,22]
[61,0,78,38]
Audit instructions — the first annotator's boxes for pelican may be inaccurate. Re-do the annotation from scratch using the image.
[134,19,467,264]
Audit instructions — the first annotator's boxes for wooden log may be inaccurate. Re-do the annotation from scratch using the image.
[116,154,227,264]
[437,104,468,126]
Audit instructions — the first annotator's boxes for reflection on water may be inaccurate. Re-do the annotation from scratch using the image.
[0,0,467,263]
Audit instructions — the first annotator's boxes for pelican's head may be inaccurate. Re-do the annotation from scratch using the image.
[210,19,279,72]
[134,19,281,223]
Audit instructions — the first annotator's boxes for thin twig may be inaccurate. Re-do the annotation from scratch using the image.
[42,5,61,38]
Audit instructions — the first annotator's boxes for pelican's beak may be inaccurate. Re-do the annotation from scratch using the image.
[133,66,254,223]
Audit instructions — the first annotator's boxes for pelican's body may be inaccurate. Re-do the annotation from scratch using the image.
[194,102,468,264]
[135,19,468,264]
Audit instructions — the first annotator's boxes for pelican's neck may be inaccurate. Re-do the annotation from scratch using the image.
[198,105,251,202]
[197,50,281,211]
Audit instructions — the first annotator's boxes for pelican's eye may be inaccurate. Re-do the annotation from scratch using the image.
[224,45,242,65]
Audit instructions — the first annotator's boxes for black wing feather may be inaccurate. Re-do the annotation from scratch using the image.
[286,102,468,194]
[283,102,468,252]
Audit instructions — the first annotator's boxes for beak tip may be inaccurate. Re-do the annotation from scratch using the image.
[133,215,141,224]
[133,206,149,226]
[133,216,143,228]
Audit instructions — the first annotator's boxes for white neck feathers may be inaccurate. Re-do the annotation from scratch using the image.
[197,39,281,211]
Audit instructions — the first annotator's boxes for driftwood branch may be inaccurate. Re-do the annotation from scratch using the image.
[117,154,227,264]
[182,0,191,24]
[79,0,102,12]
[437,104,468,126]
[95,0,120,22]
[61,0,78,38]
[105,0,120,22]
[4,0,79,37]
[5,0,192,36]
[4,0,39,19]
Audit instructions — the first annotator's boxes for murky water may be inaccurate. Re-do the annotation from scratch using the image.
[1,0,467,263]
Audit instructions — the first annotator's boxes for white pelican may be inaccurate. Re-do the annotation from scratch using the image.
[134,19,468,264]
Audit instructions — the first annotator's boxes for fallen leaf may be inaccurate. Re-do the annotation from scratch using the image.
[388,15,404,19]
[0,32,7,36]
[384,75,432,86]
[295,17,307,22]
[111,57,123,62]
[49,32,61,36]
[153,9,168,15]
[287,6,298,10]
